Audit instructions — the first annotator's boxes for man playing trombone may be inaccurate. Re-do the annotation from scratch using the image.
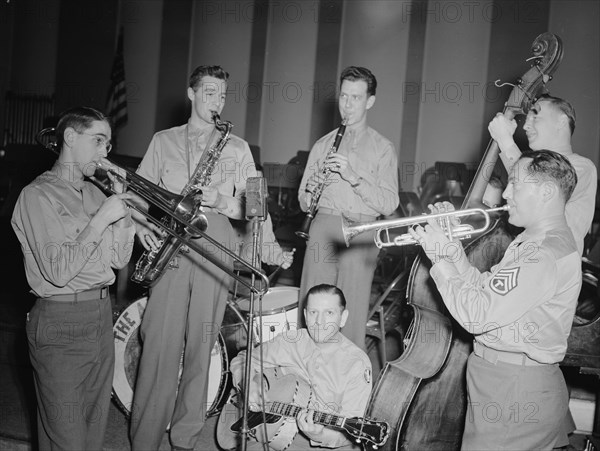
[297,66,399,350]
[12,107,135,450]
[129,65,258,451]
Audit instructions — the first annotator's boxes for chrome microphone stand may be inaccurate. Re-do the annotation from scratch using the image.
[240,177,268,451]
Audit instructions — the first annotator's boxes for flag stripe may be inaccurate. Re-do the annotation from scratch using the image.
[106,27,128,131]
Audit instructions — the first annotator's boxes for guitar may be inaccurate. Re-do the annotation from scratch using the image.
[216,369,390,450]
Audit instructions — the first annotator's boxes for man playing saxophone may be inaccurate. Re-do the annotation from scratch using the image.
[297,66,399,350]
[129,65,258,451]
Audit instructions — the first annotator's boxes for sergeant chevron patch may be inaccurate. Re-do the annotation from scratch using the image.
[489,267,520,295]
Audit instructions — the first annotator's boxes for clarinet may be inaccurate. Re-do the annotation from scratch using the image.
[295,118,347,240]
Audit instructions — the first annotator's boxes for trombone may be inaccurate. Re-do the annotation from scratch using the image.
[35,127,269,295]
[342,205,509,248]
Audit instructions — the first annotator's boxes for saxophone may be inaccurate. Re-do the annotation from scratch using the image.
[295,118,347,240]
[131,112,233,287]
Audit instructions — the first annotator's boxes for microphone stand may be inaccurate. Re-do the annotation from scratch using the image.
[240,216,264,451]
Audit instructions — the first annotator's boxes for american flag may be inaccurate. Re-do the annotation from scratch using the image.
[106,27,128,131]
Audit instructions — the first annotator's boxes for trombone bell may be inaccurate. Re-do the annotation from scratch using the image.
[342,206,509,248]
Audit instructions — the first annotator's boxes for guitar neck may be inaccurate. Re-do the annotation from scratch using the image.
[269,401,345,428]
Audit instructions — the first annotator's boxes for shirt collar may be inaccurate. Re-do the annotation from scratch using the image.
[347,123,367,139]
[187,119,214,138]
[50,162,86,191]
[519,214,570,242]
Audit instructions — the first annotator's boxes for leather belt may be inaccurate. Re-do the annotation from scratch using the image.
[43,286,109,302]
[318,207,377,222]
[473,341,544,367]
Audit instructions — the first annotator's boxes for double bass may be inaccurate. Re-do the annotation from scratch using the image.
[365,33,563,450]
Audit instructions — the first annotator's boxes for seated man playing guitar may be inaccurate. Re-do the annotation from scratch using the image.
[226,283,375,450]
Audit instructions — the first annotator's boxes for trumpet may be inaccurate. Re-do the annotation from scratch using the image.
[35,127,269,295]
[342,205,509,248]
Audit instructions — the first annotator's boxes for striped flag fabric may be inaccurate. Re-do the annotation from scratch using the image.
[106,27,128,131]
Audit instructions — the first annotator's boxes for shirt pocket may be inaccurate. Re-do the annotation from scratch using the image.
[161,161,188,192]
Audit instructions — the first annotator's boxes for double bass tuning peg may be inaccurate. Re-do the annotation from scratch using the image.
[494,79,516,88]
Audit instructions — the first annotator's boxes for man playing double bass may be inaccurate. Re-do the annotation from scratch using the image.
[411,150,581,450]
[488,94,597,256]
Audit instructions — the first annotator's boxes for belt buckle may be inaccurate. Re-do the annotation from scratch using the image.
[100,287,109,299]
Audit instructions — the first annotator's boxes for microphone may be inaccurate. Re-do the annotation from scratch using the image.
[246,177,268,220]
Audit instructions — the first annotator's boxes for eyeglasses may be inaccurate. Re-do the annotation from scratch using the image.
[78,131,112,153]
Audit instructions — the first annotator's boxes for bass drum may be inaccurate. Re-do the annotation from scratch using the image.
[112,296,229,418]
[221,287,299,350]
[236,287,299,343]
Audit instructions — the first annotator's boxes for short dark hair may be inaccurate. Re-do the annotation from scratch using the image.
[519,150,577,202]
[189,65,229,91]
[340,66,377,97]
[306,284,346,310]
[55,106,109,149]
[487,175,504,190]
[537,94,576,135]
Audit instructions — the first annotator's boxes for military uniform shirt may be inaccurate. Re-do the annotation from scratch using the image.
[430,218,581,364]
[230,329,372,448]
[11,164,135,297]
[298,125,399,217]
[137,120,257,218]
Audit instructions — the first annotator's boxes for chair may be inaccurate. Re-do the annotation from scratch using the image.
[366,268,410,368]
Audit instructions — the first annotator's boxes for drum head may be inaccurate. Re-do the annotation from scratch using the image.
[112,297,229,418]
[236,286,299,315]
[113,297,147,414]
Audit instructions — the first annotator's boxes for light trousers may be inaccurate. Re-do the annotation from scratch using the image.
[299,212,380,349]
[130,213,234,450]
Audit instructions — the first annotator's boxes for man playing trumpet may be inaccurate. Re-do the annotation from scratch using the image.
[409,150,581,450]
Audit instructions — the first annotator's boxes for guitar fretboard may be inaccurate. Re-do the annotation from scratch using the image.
[269,402,345,428]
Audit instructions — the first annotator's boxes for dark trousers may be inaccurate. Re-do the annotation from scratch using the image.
[26,297,114,451]
[462,353,569,451]
[130,214,234,450]
[299,212,380,349]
